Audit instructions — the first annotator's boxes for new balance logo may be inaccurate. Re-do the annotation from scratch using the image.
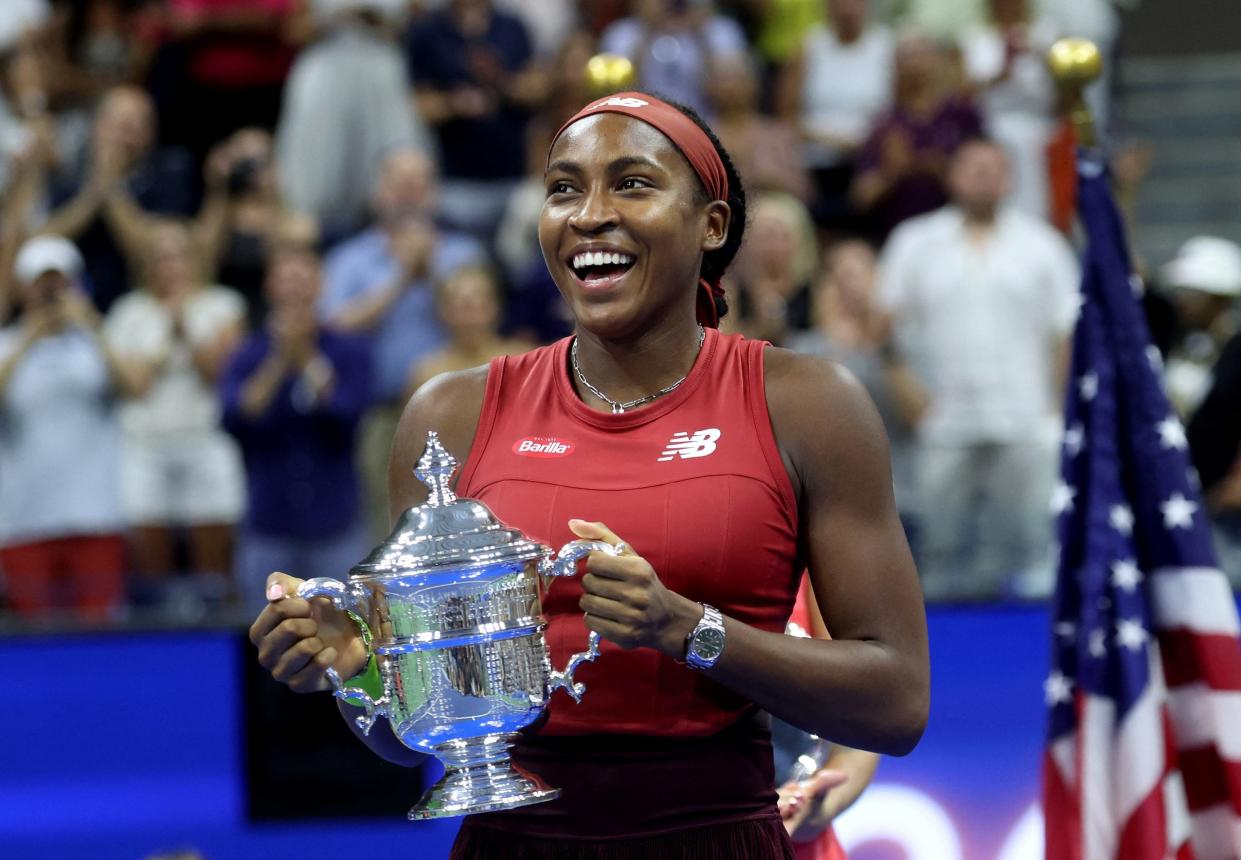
[657,428,721,462]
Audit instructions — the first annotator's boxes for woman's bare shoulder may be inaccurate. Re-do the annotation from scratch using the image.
[389,365,490,513]
[762,346,894,504]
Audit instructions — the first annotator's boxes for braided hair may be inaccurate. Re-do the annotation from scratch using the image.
[657,96,748,323]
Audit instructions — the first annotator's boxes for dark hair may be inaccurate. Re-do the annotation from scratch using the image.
[656,95,747,323]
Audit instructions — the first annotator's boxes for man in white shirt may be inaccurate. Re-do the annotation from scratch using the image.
[878,137,1080,600]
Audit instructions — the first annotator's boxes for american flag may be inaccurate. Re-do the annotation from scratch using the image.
[1043,153,1241,859]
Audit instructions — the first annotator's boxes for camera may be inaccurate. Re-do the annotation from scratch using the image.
[227,156,263,195]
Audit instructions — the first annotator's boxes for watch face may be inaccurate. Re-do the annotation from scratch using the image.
[692,627,725,661]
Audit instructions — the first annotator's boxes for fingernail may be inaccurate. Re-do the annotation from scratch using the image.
[568,518,584,526]
[267,583,284,601]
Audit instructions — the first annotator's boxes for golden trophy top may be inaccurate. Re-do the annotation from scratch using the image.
[584,53,636,97]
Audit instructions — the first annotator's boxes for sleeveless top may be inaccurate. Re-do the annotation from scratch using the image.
[456,327,801,737]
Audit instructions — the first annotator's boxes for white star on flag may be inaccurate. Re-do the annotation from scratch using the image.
[1063,423,1085,457]
[1110,559,1142,591]
[1146,344,1164,372]
[1116,619,1150,651]
[1156,415,1188,451]
[1055,621,1076,639]
[1088,628,1107,658]
[1160,492,1198,530]
[1079,371,1099,401]
[1050,481,1077,515]
[1109,504,1134,535]
[1044,670,1074,706]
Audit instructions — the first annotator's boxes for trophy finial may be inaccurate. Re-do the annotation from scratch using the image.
[1048,37,1103,148]
[414,430,458,506]
[584,53,635,97]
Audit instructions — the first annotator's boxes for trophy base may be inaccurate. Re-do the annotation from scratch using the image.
[408,733,560,820]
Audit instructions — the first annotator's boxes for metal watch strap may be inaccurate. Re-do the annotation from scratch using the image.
[684,603,726,671]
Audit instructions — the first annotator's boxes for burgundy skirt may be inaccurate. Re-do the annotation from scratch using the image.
[451,712,796,859]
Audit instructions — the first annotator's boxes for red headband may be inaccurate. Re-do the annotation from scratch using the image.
[549,92,730,327]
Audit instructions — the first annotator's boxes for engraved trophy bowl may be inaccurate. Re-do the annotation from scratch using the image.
[293,431,618,820]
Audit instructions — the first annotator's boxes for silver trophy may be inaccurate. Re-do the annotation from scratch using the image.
[294,430,619,819]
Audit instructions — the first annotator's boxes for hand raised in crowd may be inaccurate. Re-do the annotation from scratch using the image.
[87,131,128,194]
[56,285,103,331]
[18,303,59,345]
[249,572,370,694]
[390,218,436,281]
[269,303,318,367]
[203,138,235,194]
[878,129,914,179]
[569,519,701,656]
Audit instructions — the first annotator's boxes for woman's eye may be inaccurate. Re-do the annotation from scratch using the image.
[619,177,649,190]
[548,181,575,196]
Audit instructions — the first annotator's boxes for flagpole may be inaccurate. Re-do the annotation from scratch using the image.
[1048,38,1103,149]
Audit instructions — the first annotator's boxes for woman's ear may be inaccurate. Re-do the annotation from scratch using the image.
[702,200,731,253]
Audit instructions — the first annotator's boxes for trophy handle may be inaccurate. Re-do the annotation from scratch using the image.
[295,577,389,735]
[540,540,621,703]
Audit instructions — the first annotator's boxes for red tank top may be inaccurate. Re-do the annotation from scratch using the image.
[457,328,800,737]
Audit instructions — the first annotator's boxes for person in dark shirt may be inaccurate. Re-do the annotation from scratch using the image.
[45,85,199,312]
[850,31,983,241]
[1188,331,1241,587]
[221,242,372,614]
[406,0,542,240]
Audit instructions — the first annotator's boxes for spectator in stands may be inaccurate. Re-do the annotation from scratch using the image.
[878,138,1079,600]
[221,243,372,614]
[0,234,137,619]
[103,220,246,615]
[197,127,313,326]
[726,191,818,346]
[711,52,811,203]
[45,85,198,312]
[320,147,485,539]
[1188,323,1241,589]
[851,31,983,241]
[0,93,56,324]
[959,0,1059,219]
[787,239,926,535]
[153,0,296,160]
[599,0,747,119]
[778,0,893,230]
[36,1,160,181]
[404,263,533,398]
[277,0,427,237]
[1158,236,1241,418]
[407,0,544,241]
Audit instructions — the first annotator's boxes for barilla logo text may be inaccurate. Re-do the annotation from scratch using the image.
[513,437,575,458]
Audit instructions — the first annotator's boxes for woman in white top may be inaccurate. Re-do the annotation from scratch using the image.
[104,220,246,606]
[778,0,893,226]
[959,0,1060,220]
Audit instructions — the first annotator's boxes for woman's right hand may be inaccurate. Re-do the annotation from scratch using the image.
[248,572,370,693]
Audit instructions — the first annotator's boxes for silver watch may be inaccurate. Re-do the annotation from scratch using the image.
[684,603,726,670]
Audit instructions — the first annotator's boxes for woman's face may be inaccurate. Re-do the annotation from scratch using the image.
[440,270,501,336]
[539,113,728,338]
[748,206,797,275]
[146,225,196,295]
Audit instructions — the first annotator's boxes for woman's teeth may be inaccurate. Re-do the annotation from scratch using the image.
[572,251,635,272]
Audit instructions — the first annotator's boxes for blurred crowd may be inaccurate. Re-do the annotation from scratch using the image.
[0,0,1237,626]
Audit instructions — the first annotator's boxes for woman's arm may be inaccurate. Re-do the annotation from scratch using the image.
[574,350,929,756]
[715,350,929,752]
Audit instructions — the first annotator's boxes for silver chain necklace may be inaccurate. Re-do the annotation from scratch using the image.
[571,326,705,414]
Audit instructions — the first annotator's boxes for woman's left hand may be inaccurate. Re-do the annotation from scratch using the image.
[568,518,703,658]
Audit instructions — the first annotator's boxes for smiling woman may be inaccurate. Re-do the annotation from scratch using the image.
[248,91,930,860]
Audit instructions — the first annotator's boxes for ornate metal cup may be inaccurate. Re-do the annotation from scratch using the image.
[293,431,617,820]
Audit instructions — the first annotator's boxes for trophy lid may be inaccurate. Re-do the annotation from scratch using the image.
[350,430,548,578]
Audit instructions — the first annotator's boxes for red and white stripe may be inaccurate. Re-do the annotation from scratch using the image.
[1046,566,1241,859]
